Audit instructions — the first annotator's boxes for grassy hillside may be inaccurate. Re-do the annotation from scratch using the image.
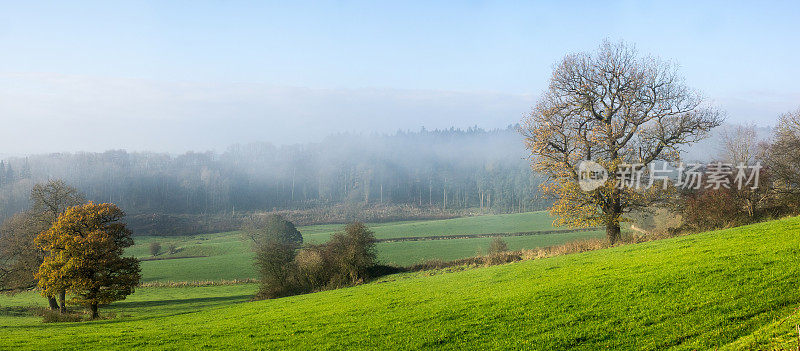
[2,216,799,349]
[125,212,602,282]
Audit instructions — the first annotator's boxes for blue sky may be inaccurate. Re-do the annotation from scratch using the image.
[1,1,799,153]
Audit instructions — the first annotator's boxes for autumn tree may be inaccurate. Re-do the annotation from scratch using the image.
[35,203,140,319]
[522,40,721,243]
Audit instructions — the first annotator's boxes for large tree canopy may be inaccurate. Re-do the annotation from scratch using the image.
[35,202,140,319]
[522,40,722,243]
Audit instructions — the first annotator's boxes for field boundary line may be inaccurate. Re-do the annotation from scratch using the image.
[376,227,601,243]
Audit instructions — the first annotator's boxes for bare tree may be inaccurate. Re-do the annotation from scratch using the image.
[0,212,48,290]
[522,40,722,243]
[720,125,771,218]
[767,109,800,208]
[28,180,86,312]
[721,125,760,165]
[30,180,86,225]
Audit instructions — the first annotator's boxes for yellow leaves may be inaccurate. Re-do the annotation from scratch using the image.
[35,202,140,305]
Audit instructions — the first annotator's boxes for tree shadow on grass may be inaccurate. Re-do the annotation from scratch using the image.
[109,294,252,310]
[2,294,256,331]
[0,305,41,318]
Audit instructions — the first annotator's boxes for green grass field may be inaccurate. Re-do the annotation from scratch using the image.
[300,212,562,242]
[125,212,601,282]
[2,215,799,349]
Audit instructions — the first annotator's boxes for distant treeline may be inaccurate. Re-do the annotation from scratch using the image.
[0,126,548,230]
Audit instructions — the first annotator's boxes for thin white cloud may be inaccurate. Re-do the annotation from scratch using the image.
[0,73,536,155]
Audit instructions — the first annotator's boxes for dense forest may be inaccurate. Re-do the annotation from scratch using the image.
[0,126,548,231]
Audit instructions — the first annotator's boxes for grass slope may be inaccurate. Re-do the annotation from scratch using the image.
[2,216,799,349]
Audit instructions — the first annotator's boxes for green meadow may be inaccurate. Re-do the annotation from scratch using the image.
[125,211,600,282]
[2,215,799,349]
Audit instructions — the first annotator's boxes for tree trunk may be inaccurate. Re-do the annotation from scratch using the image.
[58,290,67,314]
[90,303,99,319]
[606,222,621,244]
[47,296,59,311]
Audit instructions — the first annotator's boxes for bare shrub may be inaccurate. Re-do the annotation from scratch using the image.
[40,309,83,323]
[323,222,377,287]
[488,237,508,255]
[293,245,329,291]
[289,222,380,294]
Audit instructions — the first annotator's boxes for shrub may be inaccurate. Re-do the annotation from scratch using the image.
[254,242,299,299]
[252,221,379,299]
[680,188,745,231]
[149,242,161,257]
[40,309,83,323]
[167,243,177,255]
[323,222,377,286]
[293,245,329,291]
[488,237,508,254]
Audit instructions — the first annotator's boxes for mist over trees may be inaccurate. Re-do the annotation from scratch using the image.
[0,126,547,227]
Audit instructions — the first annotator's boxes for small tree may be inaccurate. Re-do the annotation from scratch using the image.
[242,214,303,299]
[488,237,508,254]
[242,214,303,247]
[254,241,299,298]
[149,242,161,257]
[35,203,141,319]
[167,243,177,255]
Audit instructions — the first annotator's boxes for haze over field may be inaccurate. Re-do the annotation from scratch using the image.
[2,1,800,154]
